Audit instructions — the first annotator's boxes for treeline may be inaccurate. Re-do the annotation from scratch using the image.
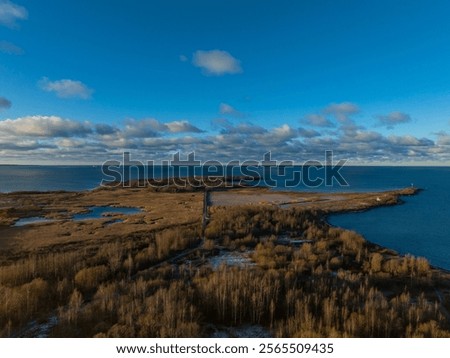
[1,204,449,337]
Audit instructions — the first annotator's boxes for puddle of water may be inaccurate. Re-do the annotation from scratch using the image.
[71,206,141,221]
[13,206,141,226]
[14,217,55,227]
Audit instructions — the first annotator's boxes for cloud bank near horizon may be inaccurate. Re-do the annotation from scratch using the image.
[0,102,449,164]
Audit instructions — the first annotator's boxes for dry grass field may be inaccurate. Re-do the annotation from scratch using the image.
[0,186,203,253]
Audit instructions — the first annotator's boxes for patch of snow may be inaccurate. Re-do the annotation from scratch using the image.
[208,250,255,270]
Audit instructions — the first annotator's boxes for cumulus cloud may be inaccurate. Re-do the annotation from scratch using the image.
[387,135,433,147]
[0,40,23,54]
[302,102,359,130]
[39,77,93,99]
[0,116,92,137]
[272,124,297,141]
[192,50,242,76]
[95,124,118,135]
[0,96,11,109]
[123,118,202,138]
[435,132,450,146]
[214,121,299,152]
[216,120,266,135]
[324,102,360,123]
[300,128,438,163]
[376,111,412,128]
[351,130,383,143]
[122,119,162,138]
[166,120,203,133]
[0,115,208,162]
[0,0,27,28]
[1,110,449,164]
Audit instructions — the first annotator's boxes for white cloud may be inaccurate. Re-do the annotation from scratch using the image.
[0,40,23,54]
[219,103,235,114]
[217,120,266,135]
[123,118,202,138]
[0,139,56,151]
[324,102,360,123]
[192,50,242,76]
[387,135,433,147]
[0,96,11,109]
[377,111,411,128]
[325,102,359,115]
[95,124,118,135]
[303,102,359,129]
[166,120,203,133]
[219,102,243,117]
[302,114,334,127]
[0,0,27,28]
[0,115,92,137]
[179,54,188,62]
[349,130,383,143]
[1,110,450,164]
[39,77,93,99]
[272,124,297,141]
[435,131,450,146]
[57,138,87,148]
[298,127,321,138]
[123,119,161,138]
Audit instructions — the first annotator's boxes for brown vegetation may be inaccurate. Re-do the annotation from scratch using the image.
[0,186,449,338]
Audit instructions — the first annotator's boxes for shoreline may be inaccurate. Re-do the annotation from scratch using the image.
[319,187,450,275]
[323,200,450,275]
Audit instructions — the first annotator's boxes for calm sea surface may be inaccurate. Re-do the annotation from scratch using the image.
[0,165,449,269]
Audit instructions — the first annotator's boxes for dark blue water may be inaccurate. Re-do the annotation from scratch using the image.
[0,166,103,192]
[71,206,141,221]
[326,167,450,269]
[0,165,435,193]
[1,165,449,269]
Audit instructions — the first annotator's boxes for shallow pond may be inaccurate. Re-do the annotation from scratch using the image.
[14,206,141,226]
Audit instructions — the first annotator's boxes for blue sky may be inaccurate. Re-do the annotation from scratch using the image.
[1,0,450,164]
